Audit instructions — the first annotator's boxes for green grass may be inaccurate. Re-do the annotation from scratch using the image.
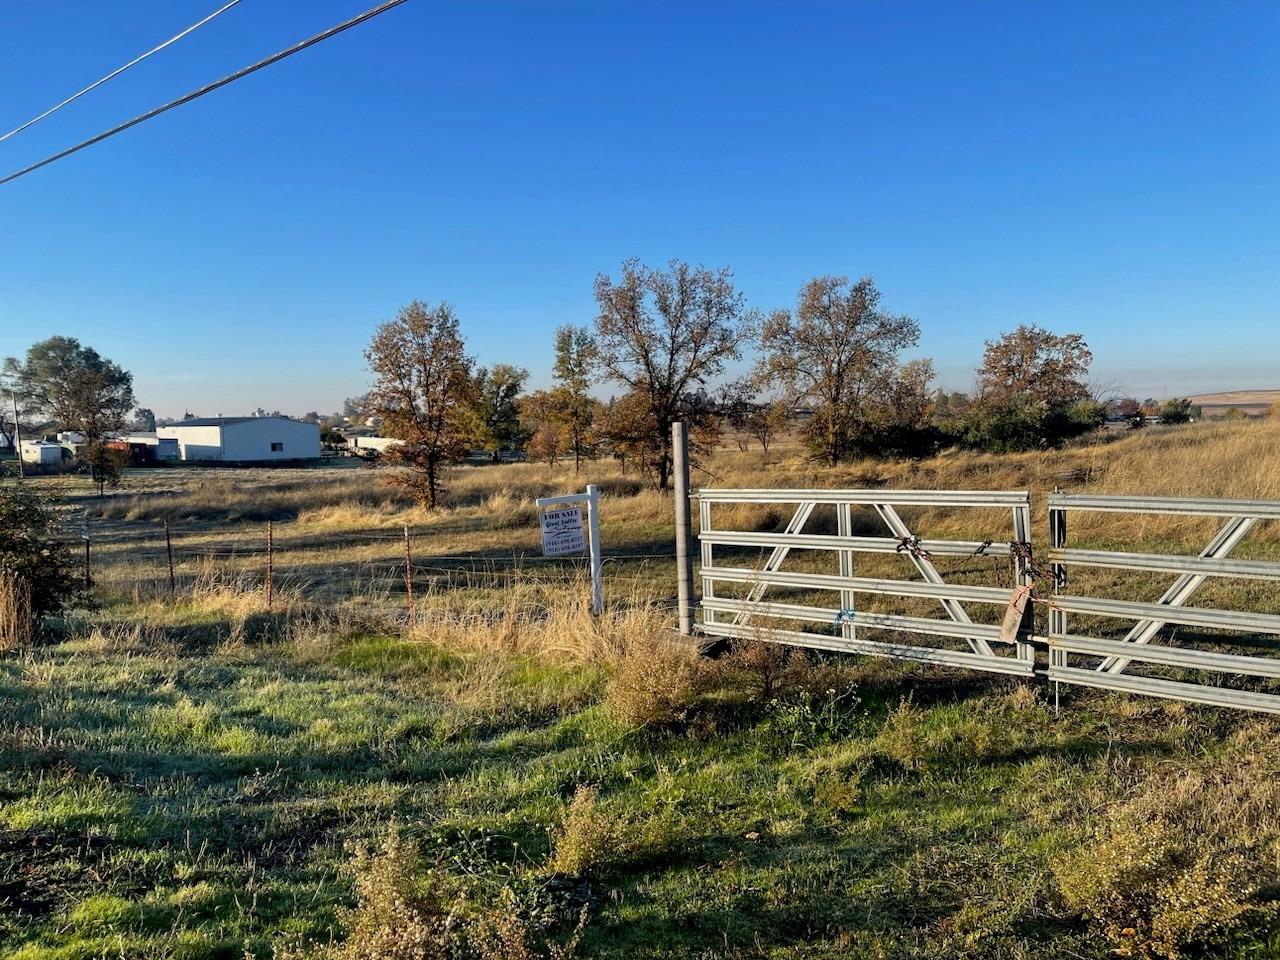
[4,624,1277,959]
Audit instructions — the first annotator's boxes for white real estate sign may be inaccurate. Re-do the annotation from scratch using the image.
[539,505,586,557]
[534,486,603,614]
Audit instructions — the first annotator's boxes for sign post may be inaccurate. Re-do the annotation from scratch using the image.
[535,484,603,614]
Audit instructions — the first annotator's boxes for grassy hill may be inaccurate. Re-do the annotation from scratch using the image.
[1188,389,1280,418]
[3,418,1280,959]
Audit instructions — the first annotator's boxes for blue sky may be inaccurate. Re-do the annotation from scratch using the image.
[1,1,1277,417]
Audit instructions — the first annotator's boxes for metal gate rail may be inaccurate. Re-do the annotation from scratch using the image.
[696,488,1035,676]
[1045,492,1280,714]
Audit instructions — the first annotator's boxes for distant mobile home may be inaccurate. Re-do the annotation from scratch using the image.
[19,440,66,466]
[157,417,321,463]
[347,435,403,455]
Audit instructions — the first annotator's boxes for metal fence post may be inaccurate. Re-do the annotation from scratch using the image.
[403,524,415,625]
[1048,489,1067,712]
[672,422,694,635]
[266,520,274,610]
[836,500,855,640]
[164,519,176,594]
[586,484,603,615]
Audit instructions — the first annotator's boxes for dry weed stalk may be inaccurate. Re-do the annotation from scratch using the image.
[0,571,33,652]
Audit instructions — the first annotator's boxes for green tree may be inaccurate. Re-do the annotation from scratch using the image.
[473,364,529,462]
[132,407,156,431]
[3,336,135,494]
[552,325,600,471]
[1159,398,1194,425]
[0,486,76,619]
[365,301,477,508]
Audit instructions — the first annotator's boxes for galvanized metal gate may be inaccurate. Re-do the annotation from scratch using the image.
[696,488,1036,676]
[1044,493,1280,714]
[693,487,1280,714]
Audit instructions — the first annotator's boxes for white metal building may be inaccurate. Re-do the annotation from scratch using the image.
[20,440,66,465]
[347,435,403,455]
[158,416,321,463]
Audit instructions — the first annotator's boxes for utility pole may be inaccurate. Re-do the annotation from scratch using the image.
[10,391,23,480]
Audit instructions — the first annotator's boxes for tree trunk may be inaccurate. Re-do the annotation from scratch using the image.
[657,450,671,491]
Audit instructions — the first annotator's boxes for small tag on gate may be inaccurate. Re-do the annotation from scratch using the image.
[1000,584,1033,644]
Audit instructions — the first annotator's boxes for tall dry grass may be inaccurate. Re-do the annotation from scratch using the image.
[0,571,33,652]
[404,572,669,665]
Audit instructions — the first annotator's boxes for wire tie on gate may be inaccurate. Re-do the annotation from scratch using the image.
[894,535,933,561]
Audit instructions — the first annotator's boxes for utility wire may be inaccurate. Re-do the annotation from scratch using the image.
[0,0,414,187]
[0,0,244,145]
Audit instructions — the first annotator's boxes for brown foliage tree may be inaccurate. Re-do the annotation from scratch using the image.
[594,259,754,488]
[863,358,936,436]
[364,301,477,508]
[520,388,568,466]
[750,401,789,454]
[756,276,919,465]
[976,324,1092,409]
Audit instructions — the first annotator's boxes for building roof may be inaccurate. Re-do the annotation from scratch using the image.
[166,416,311,428]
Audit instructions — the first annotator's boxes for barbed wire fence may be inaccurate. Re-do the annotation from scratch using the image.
[55,511,683,623]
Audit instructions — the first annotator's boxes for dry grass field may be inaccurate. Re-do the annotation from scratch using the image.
[3,418,1280,959]
[1188,389,1280,418]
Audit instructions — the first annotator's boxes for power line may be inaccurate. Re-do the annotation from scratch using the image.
[0,0,414,187]
[0,0,244,145]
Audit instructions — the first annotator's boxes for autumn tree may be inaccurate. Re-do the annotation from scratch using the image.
[595,391,655,476]
[756,276,920,464]
[749,399,788,454]
[594,259,755,488]
[718,379,758,452]
[520,389,567,466]
[365,301,477,508]
[858,358,943,457]
[3,336,135,493]
[552,325,600,471]
[961,324,1103,451]
[1113,397,1141,419]
[473,363,529,461]
[342,393,372,424]
[976,325,1091,408]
